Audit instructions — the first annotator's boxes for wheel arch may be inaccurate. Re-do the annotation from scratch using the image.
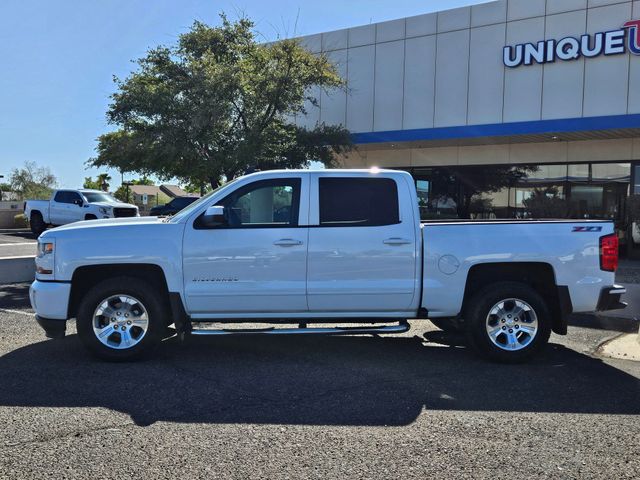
[68,264,170,319]
[461,262,571,335]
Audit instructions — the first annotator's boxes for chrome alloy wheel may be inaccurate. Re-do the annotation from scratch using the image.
[92,295,149,350]
[485,298,538,351]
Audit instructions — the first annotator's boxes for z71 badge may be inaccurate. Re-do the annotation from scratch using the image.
[572,226,602,232]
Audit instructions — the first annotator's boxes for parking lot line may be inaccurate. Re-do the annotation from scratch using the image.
[0,308,34,316]
[0,242,36,247]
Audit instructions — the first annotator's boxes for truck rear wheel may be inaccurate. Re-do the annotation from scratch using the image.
[30,212,46,237]
[464,282,551,363]
[76,276,166,361]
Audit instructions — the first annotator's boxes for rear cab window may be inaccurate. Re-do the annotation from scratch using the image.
[318,177,400,227]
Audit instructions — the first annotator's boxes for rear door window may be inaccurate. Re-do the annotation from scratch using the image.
[318,177,400,227]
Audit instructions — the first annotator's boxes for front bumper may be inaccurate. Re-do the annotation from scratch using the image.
[596,285,627,312]
[36,315,66,339]
[29,280,71,320]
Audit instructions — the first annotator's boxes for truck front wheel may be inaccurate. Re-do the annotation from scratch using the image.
[464,282,551,363]
[76,276,166,361]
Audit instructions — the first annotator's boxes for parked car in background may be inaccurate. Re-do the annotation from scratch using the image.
[29,169,625,363]
[24,189,139,236]
[149,196,199,216]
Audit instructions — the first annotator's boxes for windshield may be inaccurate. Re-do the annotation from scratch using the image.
[168,179,240,223]
[82,192,118,203]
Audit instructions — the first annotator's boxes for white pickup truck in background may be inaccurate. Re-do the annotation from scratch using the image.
[24,189,139,236]
[29,169,626,363]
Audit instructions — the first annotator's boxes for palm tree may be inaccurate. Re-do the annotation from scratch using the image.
[97,173,112,192]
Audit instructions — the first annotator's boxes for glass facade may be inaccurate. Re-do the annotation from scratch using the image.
[406,162,633,227]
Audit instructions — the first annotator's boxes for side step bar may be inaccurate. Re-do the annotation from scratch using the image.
[190,321,410,336]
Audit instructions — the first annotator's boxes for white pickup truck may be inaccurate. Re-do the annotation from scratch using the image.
[24,189,139,236]
[29,169,626,363]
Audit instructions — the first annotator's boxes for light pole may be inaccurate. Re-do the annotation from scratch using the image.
[0,174,4,202]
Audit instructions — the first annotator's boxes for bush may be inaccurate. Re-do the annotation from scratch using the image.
[14,213,28,228]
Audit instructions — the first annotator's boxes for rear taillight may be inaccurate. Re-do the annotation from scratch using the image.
[599,233,618,272]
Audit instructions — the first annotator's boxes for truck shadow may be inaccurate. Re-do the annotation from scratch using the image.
[569,313,639,333]
[0,284,31,310]
[0,332,638,427]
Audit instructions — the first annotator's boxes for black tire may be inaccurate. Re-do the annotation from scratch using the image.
[430,318,461,333]
[85,214,97,220]
[464,281,551,363]
[76,276,167,361]
[30,212,47,237]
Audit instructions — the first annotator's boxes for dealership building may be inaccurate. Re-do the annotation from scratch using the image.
[296,0,640,228]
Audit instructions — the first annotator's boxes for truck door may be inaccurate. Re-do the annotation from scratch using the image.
[182,175,309,315]
[50,191,72,225]
[66,191,85,222]
[307,174,418,313]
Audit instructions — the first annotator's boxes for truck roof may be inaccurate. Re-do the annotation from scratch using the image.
[243,168,404,177]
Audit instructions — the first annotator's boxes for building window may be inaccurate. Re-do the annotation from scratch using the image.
[406,162,630,226]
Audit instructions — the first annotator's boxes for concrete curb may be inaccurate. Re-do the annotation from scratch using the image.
[598,332,640,362]
[0,256,35,284]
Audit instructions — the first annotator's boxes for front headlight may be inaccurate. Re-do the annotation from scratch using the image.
[36,241,54,275]
[99,207,110,215]
[37,242,54,257]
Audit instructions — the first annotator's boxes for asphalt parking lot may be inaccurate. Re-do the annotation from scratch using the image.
[0,230,36,258]
[0,283,638,479]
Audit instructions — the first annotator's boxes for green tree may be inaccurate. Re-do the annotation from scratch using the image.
[83,173,112,191]
[89,16,352,189]
[429,165,538,219]
[9,161,57,200]
[83,177,100,190]
[183,181,212,196]
[523,186,568,218]
[0,183,10,201]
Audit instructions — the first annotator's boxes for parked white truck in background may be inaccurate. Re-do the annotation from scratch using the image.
[29,169,626,363]
[24,189,139,236]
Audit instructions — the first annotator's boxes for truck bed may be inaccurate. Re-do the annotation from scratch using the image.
[420,219,614,317]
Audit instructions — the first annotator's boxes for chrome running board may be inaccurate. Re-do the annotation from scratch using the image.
[189,321,410,336]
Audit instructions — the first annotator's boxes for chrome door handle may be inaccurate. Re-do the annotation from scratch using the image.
[273,239,303,246]
[383,238,412,245]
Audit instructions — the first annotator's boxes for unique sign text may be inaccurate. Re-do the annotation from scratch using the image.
[503,20,640,68]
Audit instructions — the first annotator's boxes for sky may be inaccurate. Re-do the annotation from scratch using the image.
[0,0,488,189]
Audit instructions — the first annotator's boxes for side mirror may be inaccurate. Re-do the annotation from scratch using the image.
[73,199,83,207]
[202,205,226,227]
